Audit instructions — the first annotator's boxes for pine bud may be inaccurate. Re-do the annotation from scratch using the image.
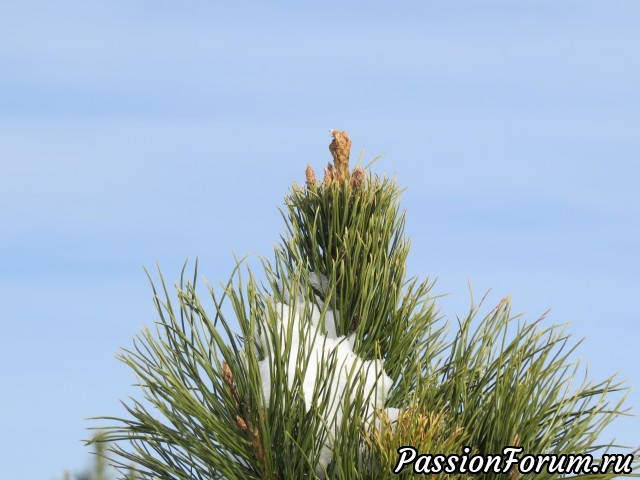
[329,129,351,182]
[305,164,317,188]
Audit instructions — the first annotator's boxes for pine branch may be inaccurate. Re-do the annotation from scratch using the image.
[90,131,639,479]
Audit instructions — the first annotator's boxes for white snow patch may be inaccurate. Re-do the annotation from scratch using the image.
[259,273,394,477]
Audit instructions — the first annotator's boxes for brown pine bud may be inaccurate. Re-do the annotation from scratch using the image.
[328,130,351,182]
[350,166,365,189]
[222,362,234,389]
[222,361,241,405]
[305,164,317,189]
[236,415,249,432]
[323,163,335,186]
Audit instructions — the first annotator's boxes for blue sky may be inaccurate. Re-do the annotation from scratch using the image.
[1,1,639,477]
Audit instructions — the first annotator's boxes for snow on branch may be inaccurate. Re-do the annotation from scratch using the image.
[258,272,398,476]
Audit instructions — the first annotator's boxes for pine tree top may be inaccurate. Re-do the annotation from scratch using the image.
[91,131,639,479]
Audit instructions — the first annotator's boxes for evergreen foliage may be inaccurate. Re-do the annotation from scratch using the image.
[92,131,637,478]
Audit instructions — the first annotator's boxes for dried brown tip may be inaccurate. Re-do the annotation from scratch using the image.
[323,163,335,186]
[222,362,234,389]
[222,361,241,405]
[305,164,316,188]
[328,129,351,182]
[236,415,249,432]
[350,166,365,189]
